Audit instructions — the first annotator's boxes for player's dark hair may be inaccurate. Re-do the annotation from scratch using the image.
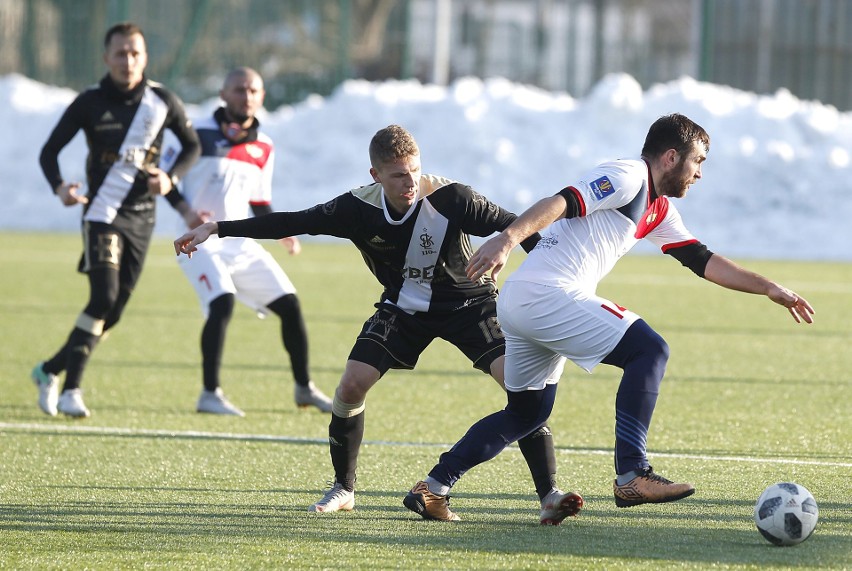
[369,125,420,167]
[104,22,145,48]
[641,113,710,159]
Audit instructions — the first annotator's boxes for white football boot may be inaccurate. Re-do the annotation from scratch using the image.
[31,362,59,416]
[294,381,333,412]
[57,389,91,418]
[309,482,355,513]
[196,388,245,417]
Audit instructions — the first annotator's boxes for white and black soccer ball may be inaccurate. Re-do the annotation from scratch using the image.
[754,482,819,546]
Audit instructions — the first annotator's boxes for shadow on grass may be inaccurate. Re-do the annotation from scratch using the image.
[0,488,847,567]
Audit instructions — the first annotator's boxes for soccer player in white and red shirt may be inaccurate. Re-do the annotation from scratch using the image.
[175,67,332,416]
[404,113,814,522]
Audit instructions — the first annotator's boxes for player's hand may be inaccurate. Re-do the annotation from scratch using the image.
[279,236,301,255]
[181,209,211,230]
[56,182,88,206]
[466,234,513,281]
[768,284,814,324]
[174,221,218,258]
[146,167,172,196]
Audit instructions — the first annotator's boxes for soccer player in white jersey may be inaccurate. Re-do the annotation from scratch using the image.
[175,67,332,415]
[403,113,815,522]
[175,125,583,525]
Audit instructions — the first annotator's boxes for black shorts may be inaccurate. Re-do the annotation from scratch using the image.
[348,298,505,376]
[78,217,153,291]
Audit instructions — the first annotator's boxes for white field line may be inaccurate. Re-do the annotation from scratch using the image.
[2,422,850,468]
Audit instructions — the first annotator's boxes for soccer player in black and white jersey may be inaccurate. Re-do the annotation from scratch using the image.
[175,125,583,525]
[173,67,332,416]
[32,22,202,418]
[404,113,815,522]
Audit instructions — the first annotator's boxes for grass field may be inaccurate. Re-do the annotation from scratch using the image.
[1,232,850,570]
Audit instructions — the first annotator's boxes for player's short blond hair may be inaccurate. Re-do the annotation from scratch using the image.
[369,125,420,168]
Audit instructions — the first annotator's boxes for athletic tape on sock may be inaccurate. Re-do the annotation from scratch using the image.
[75,313,106,336]
[331,390,365,418]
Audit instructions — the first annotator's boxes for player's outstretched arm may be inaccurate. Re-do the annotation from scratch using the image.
[703,254,815,324]
[467,195,567,281]
[174,221,219,258]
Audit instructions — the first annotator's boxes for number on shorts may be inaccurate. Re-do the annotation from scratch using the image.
[96,233,120,266]
[478,316,504,343]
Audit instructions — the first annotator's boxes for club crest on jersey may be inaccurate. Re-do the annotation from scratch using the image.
[590,176,615,201]
[244,143,264,159]
[419,229,435,254]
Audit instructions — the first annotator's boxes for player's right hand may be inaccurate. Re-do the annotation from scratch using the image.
[174,221,218,258]
[56,182,88,206]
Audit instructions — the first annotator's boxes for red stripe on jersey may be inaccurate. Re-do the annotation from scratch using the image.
[634,195,670,239]
[601,304,624,319]
[566,186,587,217]
[226,140,272,169]
[661,238,699,253]
[249,200,271,206]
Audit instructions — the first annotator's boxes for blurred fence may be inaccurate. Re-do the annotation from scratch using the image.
[1,0,850,110]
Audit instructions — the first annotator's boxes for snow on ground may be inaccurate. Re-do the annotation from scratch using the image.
[3,72,850,260]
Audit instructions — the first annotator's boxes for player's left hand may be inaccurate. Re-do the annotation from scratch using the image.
[146,167,173,196]
[768,284,815,324]
[174,222,218,258]
[279,236,301,255]
[467,234,513,281]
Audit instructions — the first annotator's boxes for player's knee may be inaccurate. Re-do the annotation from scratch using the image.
[643,331,670,374]
[268,293,300,319]
[85,291,119,319]
[506,388,552,430]
[85,268,122,318]
[337,376,370,402]
[337,362,381,403]
[208,294,235,323]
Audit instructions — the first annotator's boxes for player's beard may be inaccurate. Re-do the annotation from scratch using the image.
[657,162,691,198]
[224,107,250,124]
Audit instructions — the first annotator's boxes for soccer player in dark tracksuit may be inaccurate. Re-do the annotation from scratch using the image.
[31,22,201,417]
[175,125,584,525]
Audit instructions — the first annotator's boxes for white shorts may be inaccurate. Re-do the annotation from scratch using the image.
[178,236,296,318]
[498,280,640,391]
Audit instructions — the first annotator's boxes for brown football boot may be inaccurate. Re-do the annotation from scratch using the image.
[613,467,695,507]
[403,481,461,521]
[540,490,584,525]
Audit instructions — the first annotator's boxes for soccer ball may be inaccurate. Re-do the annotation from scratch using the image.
[754,482,819,546]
